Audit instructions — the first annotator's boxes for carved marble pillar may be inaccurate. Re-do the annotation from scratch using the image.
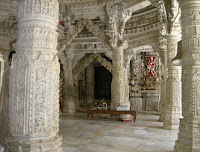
[107,5,131,110]
[163,34,182,130]
[174,1,200,151]
[7,0,62,151]
[124,52,131,108]
[61,51,76,113]
[85,64,94,104]
[159,50,167,122]
[111,48,123,108]
[111,47,127,109]
[130,54,143,111]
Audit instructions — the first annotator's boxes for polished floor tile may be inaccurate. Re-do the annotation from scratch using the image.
[59,112,178,152]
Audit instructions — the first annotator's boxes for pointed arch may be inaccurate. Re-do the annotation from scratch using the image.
[73,53,112,78]
[58,18,110,52]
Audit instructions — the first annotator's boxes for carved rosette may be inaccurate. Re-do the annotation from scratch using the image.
[163,35,182,130]
[175,1,200,151]
[7,0,62,151]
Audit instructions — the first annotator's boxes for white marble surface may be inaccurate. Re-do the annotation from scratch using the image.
[59,111,178,152]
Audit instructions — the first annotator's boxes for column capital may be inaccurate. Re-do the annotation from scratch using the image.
[167,33,181,42]
[111,41,128,51]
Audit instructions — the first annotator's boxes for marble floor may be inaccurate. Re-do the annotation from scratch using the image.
[59,111,178,152]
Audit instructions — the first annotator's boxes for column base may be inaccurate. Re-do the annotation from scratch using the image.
[174,141,197,152]
[174,119,200,152]
[163,123,179,130]
[163,109,181,130]
[6,133,62,152]
[63,99,76,113]
[159,109,165,122]
[110,102,117,110]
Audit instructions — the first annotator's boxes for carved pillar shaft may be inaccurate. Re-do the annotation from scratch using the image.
[61,55,76,113]
[124,54,130,108]
[124,67,130,107]
[175,1,200,151]
[86,64,94,104]
[7,0,62,151]
[159,50,167,121]
[111,47,126,109]
[163,35,182,129]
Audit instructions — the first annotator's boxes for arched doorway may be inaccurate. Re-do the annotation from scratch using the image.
[94,65,112,100]
[73,53,112,111]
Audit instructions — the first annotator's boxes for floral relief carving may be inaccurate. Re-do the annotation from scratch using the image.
[9,52,60,136]
[17,29,58,50]
[35,67,47,133]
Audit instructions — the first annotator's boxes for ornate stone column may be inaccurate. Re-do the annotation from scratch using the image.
[111,46,127,109]
[85,64,94,105]
[7,0,62,151]
[130,53,143,111]
[163,34,182,129]
[124,51,132,108]
[107,4,132,109]
[159,50,167,122]
[60,51,76,113]
[174,0,200,151]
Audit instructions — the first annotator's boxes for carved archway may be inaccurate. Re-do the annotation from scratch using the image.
[57,18,110,52]
[73,53,112,78]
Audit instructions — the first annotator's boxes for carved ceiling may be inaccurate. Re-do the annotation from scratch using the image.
[0,0,174,55]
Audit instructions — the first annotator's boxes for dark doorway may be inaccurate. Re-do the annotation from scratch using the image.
[94,66,112,99]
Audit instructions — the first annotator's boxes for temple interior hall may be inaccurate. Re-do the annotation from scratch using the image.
[0,0,200,152]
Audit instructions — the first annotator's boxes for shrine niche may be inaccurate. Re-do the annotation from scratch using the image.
[129,47,161,112]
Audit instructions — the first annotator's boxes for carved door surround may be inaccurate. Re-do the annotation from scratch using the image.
[73,53,112,79]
